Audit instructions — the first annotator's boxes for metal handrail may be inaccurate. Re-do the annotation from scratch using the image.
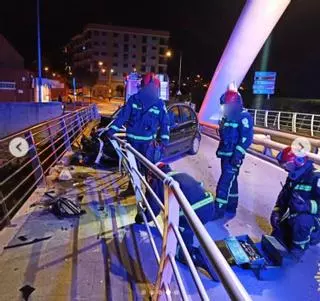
[0,105,99,226]
[111,135,252,301]
[0,105,94,142]
[200,121,320,165]
[247,108,320,138]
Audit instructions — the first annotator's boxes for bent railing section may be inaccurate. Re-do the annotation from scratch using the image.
[0,105,99,227]
[110,135,252,301]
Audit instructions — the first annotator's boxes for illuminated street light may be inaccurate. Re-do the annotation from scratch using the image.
[98,61,103,66]
[165,50,172,58]
[197,74,201,78]
[110,69,114,73]
[101,68,106,73]
[44,66,49,72]
[133,67,137,72]
[52,73,56,77]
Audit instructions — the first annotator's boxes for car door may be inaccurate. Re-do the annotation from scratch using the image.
[178,105,198,149]
[165,105,182,156]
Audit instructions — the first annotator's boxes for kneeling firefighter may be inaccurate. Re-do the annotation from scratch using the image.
[107,73,170,167]
[135,162,216,278]
[214,84,254,219]
[270,147,320,259]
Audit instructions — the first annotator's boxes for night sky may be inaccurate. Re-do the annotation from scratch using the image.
[1,0,320,98]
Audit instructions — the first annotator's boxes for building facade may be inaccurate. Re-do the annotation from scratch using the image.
[0,34,34,102]
[66,24,170,97]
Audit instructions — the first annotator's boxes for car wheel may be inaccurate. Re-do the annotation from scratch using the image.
[189,135,200,155]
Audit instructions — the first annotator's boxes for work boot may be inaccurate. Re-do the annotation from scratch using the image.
[310,233,320,246]
[290,247,305,261]
[119,183,135,198]
[212,204,225,220]
[135,213,144,224]
[225,207,237,218]
[192,247,219,280]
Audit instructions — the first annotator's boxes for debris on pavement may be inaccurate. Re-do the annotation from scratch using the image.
[4,236,52,250]
[17,235,28,242]
[20,284,35,301]
[58,168,73,181]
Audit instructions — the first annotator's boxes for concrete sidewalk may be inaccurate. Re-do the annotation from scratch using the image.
[0,166,159,301]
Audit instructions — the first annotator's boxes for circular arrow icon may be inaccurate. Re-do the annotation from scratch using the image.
[291,137,311,157]
[9,137,29,158]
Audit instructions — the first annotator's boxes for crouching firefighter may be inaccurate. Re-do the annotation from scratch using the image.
[270,147,320,259]
[107,72,170,168]
[135,162,217,278]
[214,84,254,219]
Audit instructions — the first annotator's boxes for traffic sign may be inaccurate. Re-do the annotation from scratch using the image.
[253,71,277,95]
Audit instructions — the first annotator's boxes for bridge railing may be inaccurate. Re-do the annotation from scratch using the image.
[0,105,99,227]
[200,122,320,165]
[110,135,252,301]
[247,108,320,138]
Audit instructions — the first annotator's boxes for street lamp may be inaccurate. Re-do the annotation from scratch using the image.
[98,61,103,67]
[36,0,43,102]
[166,49,182,95]
[108,69,114,100]
[44,66,49,72]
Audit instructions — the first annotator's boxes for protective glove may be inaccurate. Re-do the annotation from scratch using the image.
[289,195,310,214]
[270,210,281,230]
[215,143,223,158]
[230,154,243,168]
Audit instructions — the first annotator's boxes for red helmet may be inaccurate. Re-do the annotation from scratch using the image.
[142,72,160,88]
[276,146,307,171]
[220,90,243,106]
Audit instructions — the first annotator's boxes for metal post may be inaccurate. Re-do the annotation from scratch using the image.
[311,114,314,137]
[47,125,57,160]
[264,110,268,128]
[73,77,77,102]
[37,0,42,103]
[292,113,297,133]
[60,118,72,151]
[25,131,46,187]
[177,52,182,96]
[108,69,113,100]
[277,111,281,130]
[253,110,257,126]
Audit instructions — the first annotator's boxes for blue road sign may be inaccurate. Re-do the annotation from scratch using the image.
[253,71,277,95]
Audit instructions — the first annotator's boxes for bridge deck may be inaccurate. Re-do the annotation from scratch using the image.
[171,135,320,301]
[0,134,319,301]
[0,166,163,301]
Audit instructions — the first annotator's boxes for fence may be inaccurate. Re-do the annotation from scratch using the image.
[0,105,99,227]
[200,121,320,165]
[247,108,320,138]
[110,135,252,301]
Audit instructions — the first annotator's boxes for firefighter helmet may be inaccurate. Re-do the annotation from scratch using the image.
[142,72,160,88]
[276,146,307,172]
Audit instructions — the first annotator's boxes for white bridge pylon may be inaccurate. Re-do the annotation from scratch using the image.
[199,0,291,124]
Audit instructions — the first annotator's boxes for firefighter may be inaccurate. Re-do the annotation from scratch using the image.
[270,147,320,259]
[135,162,216,278]
[107,73,170,165]
[214,84,254,219]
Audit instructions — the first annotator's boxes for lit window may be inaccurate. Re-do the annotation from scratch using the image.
[0,81,16,90]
